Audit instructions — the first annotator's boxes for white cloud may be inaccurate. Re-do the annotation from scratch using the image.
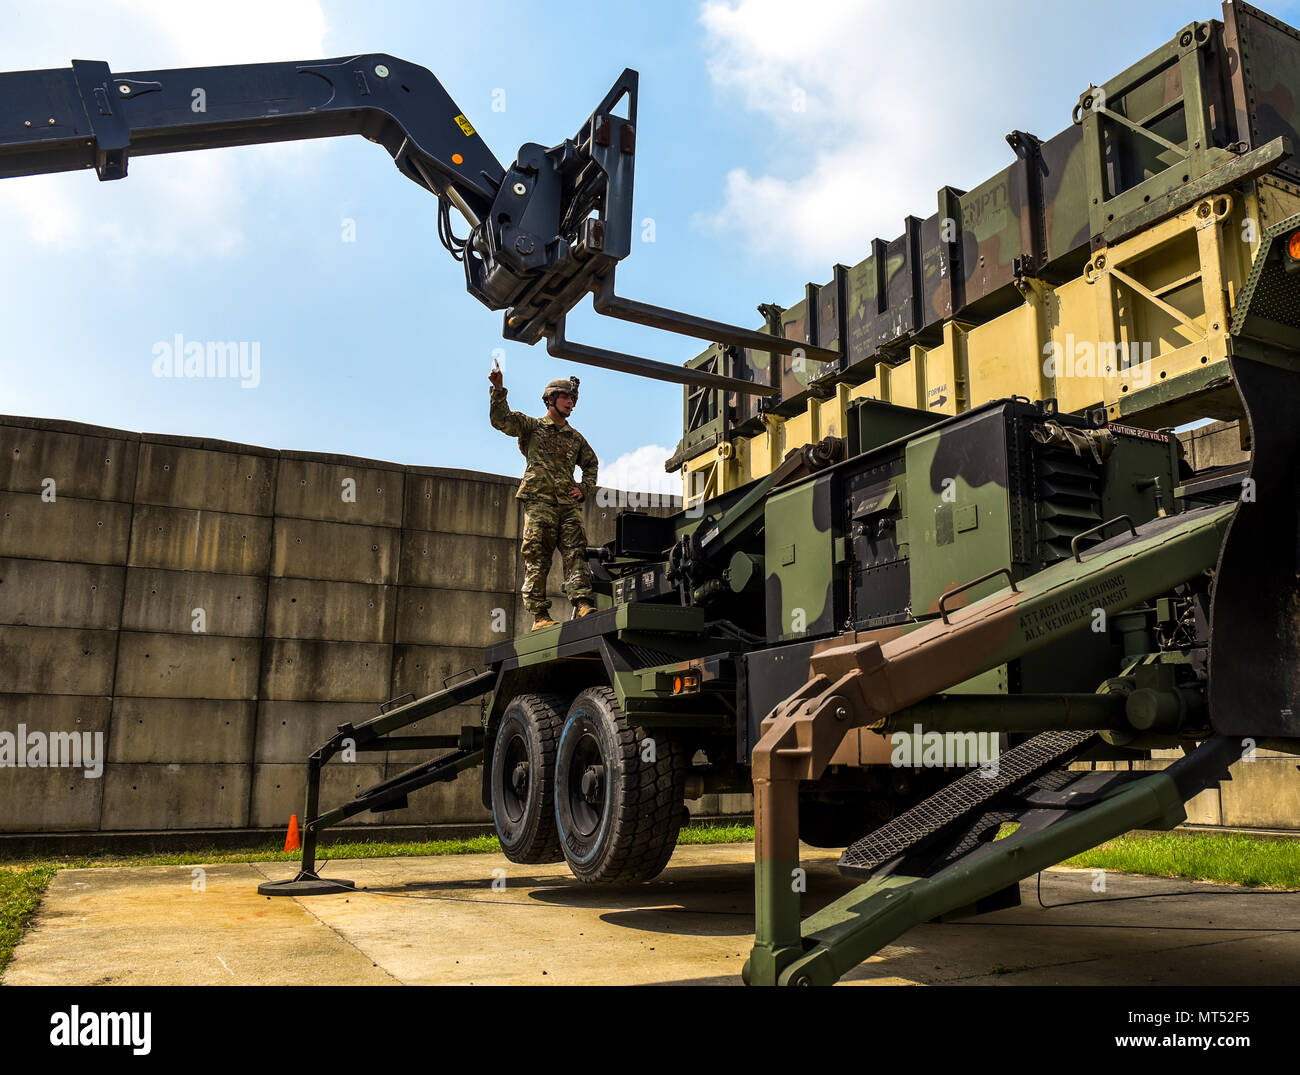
[4,0,330,70]
[0,0,330,264]
[601,444,679,493]
[695,0,1041,272]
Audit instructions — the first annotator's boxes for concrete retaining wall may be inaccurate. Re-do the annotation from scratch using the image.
[0,414,699,835]
[1178,418,1249,471]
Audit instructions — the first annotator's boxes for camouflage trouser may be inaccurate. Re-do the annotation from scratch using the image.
[520,500,592,615]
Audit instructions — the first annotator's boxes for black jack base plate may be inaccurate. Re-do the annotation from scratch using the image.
[258,871,356,897]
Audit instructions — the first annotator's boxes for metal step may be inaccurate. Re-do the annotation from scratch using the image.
[838,729,1097,878]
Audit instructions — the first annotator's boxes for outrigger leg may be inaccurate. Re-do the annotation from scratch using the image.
[258,669,495,896]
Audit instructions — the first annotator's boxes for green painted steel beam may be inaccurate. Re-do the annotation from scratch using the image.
[1103,136,1290,246]
[503,602,708,663]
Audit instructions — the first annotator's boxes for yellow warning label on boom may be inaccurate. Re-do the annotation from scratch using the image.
[453,114,475,136]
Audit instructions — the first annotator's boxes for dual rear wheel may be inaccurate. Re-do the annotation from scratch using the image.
[489,692,566,864]
[490,687,686,883]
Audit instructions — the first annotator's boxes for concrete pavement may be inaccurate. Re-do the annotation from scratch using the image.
[6,843,1297,986]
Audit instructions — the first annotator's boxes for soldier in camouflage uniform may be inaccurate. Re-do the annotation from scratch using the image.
[489,365,599,629]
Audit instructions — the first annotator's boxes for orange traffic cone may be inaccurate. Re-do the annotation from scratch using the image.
[283,814,301,853]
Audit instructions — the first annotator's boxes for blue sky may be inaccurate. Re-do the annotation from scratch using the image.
[1,0,1287,491]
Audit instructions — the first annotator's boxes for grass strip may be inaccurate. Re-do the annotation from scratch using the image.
[0,865,58,981]
[1062,830,1300,889]
[0,822,755,871]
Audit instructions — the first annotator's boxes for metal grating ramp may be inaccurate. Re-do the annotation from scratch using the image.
[622,643,678,668]
[838,730,1097,878]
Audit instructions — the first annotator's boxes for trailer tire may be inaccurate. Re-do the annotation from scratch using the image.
[490,692,567,864]
[554,686,685,884]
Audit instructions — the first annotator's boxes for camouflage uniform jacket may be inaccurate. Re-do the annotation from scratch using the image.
[490,386,598,503]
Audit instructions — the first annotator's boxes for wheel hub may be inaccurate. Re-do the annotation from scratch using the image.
[580,764,604,803]
[499,731,531,825]
[565,729,607,838]
[511,760,530,796]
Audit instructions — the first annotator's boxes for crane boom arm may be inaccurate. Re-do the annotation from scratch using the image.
[0,55,503,216]
[0,55,818,395]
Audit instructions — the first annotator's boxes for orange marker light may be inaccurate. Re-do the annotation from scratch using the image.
[673,676,683,694]
[1289,229,1300,261]
[451,153,463,165]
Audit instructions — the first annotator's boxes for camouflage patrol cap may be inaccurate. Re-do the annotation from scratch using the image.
[542,376,580,405]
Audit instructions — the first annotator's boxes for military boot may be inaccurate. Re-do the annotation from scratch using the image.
[574,598,597,618]
[531,612,557,630]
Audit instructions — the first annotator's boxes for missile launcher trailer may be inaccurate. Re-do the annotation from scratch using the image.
[4,1,1300,985]
[332,1,1300,985]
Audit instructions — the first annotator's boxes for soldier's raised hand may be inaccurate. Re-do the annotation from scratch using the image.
[488,360,504,390]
